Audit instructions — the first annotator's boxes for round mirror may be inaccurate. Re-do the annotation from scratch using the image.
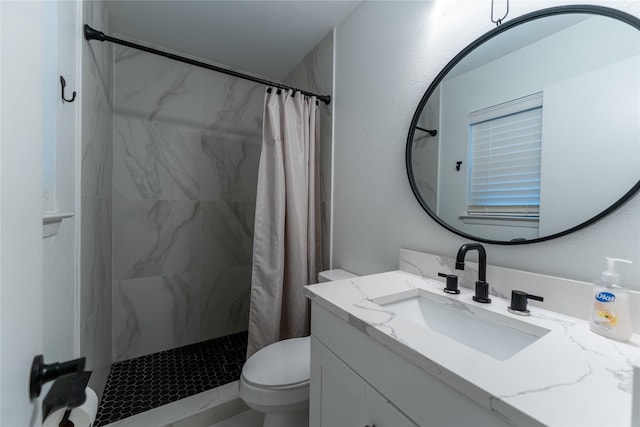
[406,5,640,244]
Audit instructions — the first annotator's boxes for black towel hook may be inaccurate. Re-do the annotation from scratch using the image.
[60,76,76,103]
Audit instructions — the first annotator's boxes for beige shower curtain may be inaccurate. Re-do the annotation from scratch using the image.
[247,88,322,358]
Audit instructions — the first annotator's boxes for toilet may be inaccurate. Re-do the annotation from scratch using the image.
[239,269,357,427]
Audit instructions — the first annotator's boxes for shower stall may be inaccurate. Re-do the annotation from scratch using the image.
[81,9,333,424]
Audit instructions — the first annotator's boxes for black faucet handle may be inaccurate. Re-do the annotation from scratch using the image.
[509,290,544,315]
[472,281,492,303]
[438,272,460,294]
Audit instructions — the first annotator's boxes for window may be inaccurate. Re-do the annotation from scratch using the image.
[467,93,542,218]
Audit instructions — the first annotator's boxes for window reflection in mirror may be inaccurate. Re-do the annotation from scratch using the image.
[466,94,542,226]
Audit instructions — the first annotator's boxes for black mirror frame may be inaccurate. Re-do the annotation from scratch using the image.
[406,5,640,245]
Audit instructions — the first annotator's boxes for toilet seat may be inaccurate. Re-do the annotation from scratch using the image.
[242,336,310,389]
[239,375,310,409]
[242,374,309,390]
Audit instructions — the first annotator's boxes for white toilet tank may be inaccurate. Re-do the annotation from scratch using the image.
[318,269,357,283]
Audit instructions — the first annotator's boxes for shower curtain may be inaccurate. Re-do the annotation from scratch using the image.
[247,88,322,358]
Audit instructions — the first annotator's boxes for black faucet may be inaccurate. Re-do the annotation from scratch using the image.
[455,243,491,303]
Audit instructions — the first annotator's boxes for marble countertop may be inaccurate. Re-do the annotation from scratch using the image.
[305,270,640,426]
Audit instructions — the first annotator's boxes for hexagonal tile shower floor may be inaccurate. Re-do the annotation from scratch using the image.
[94,331,248,426]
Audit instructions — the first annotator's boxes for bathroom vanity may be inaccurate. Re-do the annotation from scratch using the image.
[309,300,512,427]
[305,250,640,426]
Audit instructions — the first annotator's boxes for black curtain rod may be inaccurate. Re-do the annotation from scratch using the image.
[83,25,331,105]
[415,126,437,137]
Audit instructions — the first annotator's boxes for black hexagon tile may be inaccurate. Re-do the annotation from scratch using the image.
[94,331,247,426]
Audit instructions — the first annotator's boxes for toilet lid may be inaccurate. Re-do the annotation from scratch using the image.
[242,336,310,388]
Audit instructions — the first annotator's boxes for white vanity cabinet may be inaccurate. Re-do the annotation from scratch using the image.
[309,302,512,427]
[310,336,417,427]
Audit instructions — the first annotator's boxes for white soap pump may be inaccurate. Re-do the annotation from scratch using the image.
[589,257,633,341]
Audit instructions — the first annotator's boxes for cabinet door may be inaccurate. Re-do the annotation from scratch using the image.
[366,386,418,427]
[311,337,367,427]
[311,337,418,427]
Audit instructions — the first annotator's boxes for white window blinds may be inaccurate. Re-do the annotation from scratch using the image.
[467,93,543,217]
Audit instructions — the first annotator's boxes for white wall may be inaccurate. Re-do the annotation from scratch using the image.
[333,0,640,288]
[42,0,80,368]
[540,55,640,235]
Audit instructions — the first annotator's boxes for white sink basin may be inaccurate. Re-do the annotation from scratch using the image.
[374,290,549,361]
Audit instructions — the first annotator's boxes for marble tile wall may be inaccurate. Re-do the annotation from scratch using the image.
[112,31,334,362]
[284,30,334,267]
[80,0,113,398]
[112,44,264,362]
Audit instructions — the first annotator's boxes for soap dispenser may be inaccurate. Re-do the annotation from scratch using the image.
[589,257,633,341]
